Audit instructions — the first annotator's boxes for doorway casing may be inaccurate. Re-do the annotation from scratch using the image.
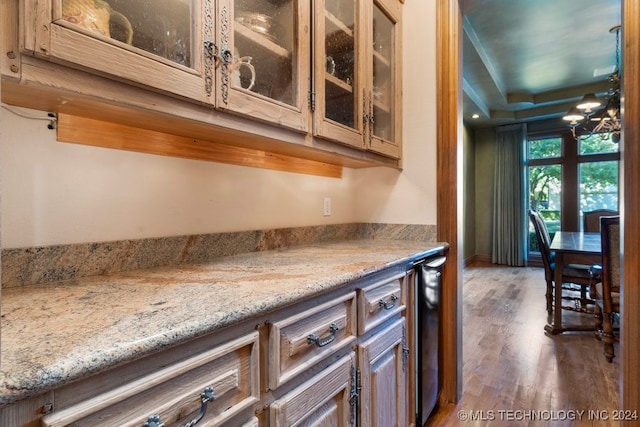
[435,0,640,418]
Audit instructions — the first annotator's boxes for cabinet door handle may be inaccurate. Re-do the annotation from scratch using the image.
[378,294,399,310]
[307,322,339,347]
[143,386,216,427]
[203,41,218,97]
[220,47,233,104]
[221,49,233,65]
[204,41,219,60]
[362,89,369,145]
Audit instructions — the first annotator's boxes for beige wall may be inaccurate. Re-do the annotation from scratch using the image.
[0,1,438,249]
[463,125,497,262]
[354,0,437,226]
[0,115,358,247]
[473,127,496,258]
[463,124,476,262]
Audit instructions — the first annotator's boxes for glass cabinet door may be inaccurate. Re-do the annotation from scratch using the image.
[219,0,310,133]
[63,0,195,67]
[32,0,210,102]
[323,0,357,130]
[312,0,364,149]
[367,0,401,159]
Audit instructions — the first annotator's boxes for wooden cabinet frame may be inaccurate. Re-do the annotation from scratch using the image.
[312,0,366,150]
[312,0,402,159]
[365,0,402,159]
[20,0,211,103]
[0,263,427,426]
[357,318,408,427]
[217,0,312,133]
[270,353,355,426]
[1,0,405,174]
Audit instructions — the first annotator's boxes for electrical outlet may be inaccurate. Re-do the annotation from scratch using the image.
[323,197,331,216]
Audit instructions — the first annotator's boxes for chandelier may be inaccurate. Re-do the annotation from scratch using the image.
[563,25,621,142]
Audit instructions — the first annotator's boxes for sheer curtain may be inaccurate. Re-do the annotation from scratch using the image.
[492,124,527,266]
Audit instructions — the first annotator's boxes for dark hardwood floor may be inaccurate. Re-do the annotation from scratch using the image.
[426,266,620,426]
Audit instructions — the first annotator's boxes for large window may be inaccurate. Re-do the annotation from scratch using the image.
[527,132,619,254]
[528,138,562,240]
[578,135,620,216]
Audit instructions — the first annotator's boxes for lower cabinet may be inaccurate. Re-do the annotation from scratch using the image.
[241,418,261,427]
[270,354,355,427]
[268,292,358,389]
[1,268,416,427]
[358,319,407,427]
[269,320,408,427]
[40,332,260,427]
[266,271,411,427]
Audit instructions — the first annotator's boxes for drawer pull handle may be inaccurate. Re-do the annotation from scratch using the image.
[142,386,216,427]
[182,386,216,427]
[378,294,399,310]
[307,323,339,347]
[143,415,164,427]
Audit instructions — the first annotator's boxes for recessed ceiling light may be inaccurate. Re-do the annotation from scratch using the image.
[472,114,480,119]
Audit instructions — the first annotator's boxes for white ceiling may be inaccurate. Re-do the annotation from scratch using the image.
[462,0,622,129]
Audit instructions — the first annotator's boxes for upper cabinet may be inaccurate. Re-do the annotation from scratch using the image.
[313,0,402,159]
[11,0,403,165]
[22,0,212,103]
[367,0,402,158]
[219,0,311,132]
[313,0,363,149]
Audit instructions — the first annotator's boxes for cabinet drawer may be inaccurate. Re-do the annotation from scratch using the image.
[270,354,354,427]
[356,272,406,334]
[240,417,259,427]
[269,292,357,389]
[41,332,260,427]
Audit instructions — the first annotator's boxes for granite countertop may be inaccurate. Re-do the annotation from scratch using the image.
[0,239,447,406]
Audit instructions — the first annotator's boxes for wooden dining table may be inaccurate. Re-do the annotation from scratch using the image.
[545,231,602,334]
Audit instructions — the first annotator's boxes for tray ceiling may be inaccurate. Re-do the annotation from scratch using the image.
[462,0,622,129]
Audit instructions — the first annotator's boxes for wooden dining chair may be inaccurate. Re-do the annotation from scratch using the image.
[592,215,621,362]
[528,210,594,317]
[583,209,619,232]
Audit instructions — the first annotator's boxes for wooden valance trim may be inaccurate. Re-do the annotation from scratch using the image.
[56,113,343,178]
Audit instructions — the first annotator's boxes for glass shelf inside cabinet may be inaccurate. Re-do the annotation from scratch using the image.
[233,0,296,106]
[60,0,194,67]
[324,0,356,129]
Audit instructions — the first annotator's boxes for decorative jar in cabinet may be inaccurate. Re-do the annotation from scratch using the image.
[21,0,213,103]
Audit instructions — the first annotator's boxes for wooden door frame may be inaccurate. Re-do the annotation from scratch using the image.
[436,0,640,414]
[620,0,640,419]
[436,0,463,403]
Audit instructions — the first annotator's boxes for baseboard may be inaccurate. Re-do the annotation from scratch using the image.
[464,254,493,267]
